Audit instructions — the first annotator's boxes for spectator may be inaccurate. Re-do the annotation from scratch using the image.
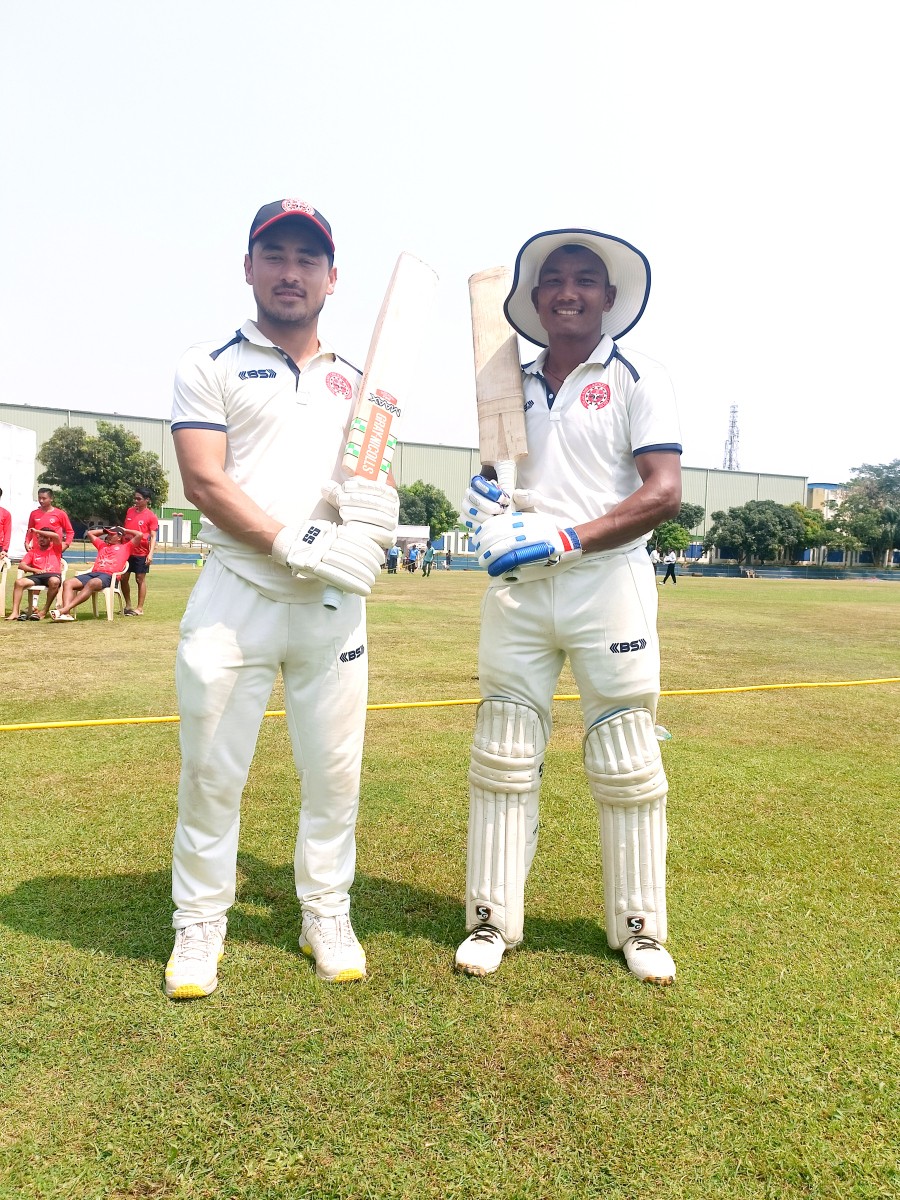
[121,486,159,616]
[26,489,73,554]
[50,526,141,621]
[445,549,452,571]
[5,527,63,620]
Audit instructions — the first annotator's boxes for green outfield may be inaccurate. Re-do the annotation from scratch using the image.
[1,569,897,1199]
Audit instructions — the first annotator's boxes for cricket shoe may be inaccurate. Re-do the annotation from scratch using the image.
[165,917,227,1000]
[300,912,367,983]
[454,925,511,977]
[623,935,676,985]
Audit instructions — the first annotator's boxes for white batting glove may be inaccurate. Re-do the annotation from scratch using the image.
[322,478,399,548]
[472,511,582,578]
[511,486,551,513]
[272,521,383,596]
[461,475,509,531]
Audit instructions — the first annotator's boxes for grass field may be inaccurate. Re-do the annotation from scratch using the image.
[1,567,897,1199]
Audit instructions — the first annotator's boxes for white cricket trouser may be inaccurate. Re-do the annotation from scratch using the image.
[478,547,662,728]
[172,555,368,927]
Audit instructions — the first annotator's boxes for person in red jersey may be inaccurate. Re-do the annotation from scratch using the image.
[25,489,74,553]
[121,486,159,616]
[0,487,11,558]
[5,527,64,620]
[50,526,140,621]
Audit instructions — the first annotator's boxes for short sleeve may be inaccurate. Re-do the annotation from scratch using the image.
[626,360,682,457]
[171,344,228,432]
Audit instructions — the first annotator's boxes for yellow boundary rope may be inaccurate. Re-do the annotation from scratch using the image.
[1,678,898,733]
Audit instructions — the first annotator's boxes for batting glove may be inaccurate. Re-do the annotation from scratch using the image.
[461,475,509,531]
[472,511,582,579]
[272,521,384,596]
[510,486,552,513]
[322,478,399,548]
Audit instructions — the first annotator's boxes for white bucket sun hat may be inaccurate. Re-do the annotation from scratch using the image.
[503,228,651,347]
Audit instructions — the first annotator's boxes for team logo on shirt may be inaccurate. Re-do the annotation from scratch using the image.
[282,198,315,215]
[581,382,611,410]
[326,372,352,398]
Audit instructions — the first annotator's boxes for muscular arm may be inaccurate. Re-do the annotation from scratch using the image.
[573,451,682,554]
[173,428,284,556]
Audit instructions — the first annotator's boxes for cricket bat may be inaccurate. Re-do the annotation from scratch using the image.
[469,266,527,497]
[323,251,439,609]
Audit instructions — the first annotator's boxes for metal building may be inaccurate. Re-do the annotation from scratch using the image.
[0,402,807,542]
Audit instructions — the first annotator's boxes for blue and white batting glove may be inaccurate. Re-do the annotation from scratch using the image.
[461,475,509,532]
[472,511,582,578]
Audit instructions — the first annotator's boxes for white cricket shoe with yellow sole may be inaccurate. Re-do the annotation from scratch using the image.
[165,917,227,1000]
[623,935,676,985]
[300,913,366,982]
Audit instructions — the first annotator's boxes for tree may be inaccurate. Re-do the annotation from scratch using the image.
[654,521,691,553]
[674,502,705,532]
[397,481,458,541]
[38,422,169,527]
[703,500,805,564]
[832,460,900,566]
[651,501,705,550]
[789,503,830,559]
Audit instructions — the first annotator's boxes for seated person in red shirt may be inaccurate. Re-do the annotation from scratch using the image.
[5,527,64,620]
[51,526,141,621]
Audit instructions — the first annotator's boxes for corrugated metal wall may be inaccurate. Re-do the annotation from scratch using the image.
[0,404,807,533]
[392,442,481,509]
[0,403,189,507]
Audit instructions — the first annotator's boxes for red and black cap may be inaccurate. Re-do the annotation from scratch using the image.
[103,526,126,537]
[248,199,334,254]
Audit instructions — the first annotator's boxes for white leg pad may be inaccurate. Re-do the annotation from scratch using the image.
[466,698,546,945]
[584,708,668,949]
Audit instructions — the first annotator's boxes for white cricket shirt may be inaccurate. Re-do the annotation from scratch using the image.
[171,320,361,600]
[517,334,681,554]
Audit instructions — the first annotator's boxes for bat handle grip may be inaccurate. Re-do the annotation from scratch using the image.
[322,584,343,611]
[495,461,517,496]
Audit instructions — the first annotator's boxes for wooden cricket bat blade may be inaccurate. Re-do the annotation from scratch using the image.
[341,252,439,483]
[469,267,527,485]
[323,251,438,611]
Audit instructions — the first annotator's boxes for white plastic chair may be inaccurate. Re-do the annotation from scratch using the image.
[19,559,69,616]
[90,567,127,621]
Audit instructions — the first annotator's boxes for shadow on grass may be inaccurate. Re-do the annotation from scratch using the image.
[0,853,615,967]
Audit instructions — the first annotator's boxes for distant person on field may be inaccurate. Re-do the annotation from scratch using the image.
[121,487,159,616]
[662,550,677,585]
[26,489,73,554]
[421,542,435,577]
[50,526,141,621]
[386,544,400,574]
[407,544,419,573]
[648,545,660,578]
[5,527,63,620]
[445,549,452,570]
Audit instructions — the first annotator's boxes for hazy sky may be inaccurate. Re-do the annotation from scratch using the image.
[2,0,896,484]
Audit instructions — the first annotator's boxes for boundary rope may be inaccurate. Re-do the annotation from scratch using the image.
[1,677,898,733]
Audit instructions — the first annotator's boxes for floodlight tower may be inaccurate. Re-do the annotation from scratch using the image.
[723,404,740,470]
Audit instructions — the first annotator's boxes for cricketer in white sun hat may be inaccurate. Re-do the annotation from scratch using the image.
[503,228,651,348]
